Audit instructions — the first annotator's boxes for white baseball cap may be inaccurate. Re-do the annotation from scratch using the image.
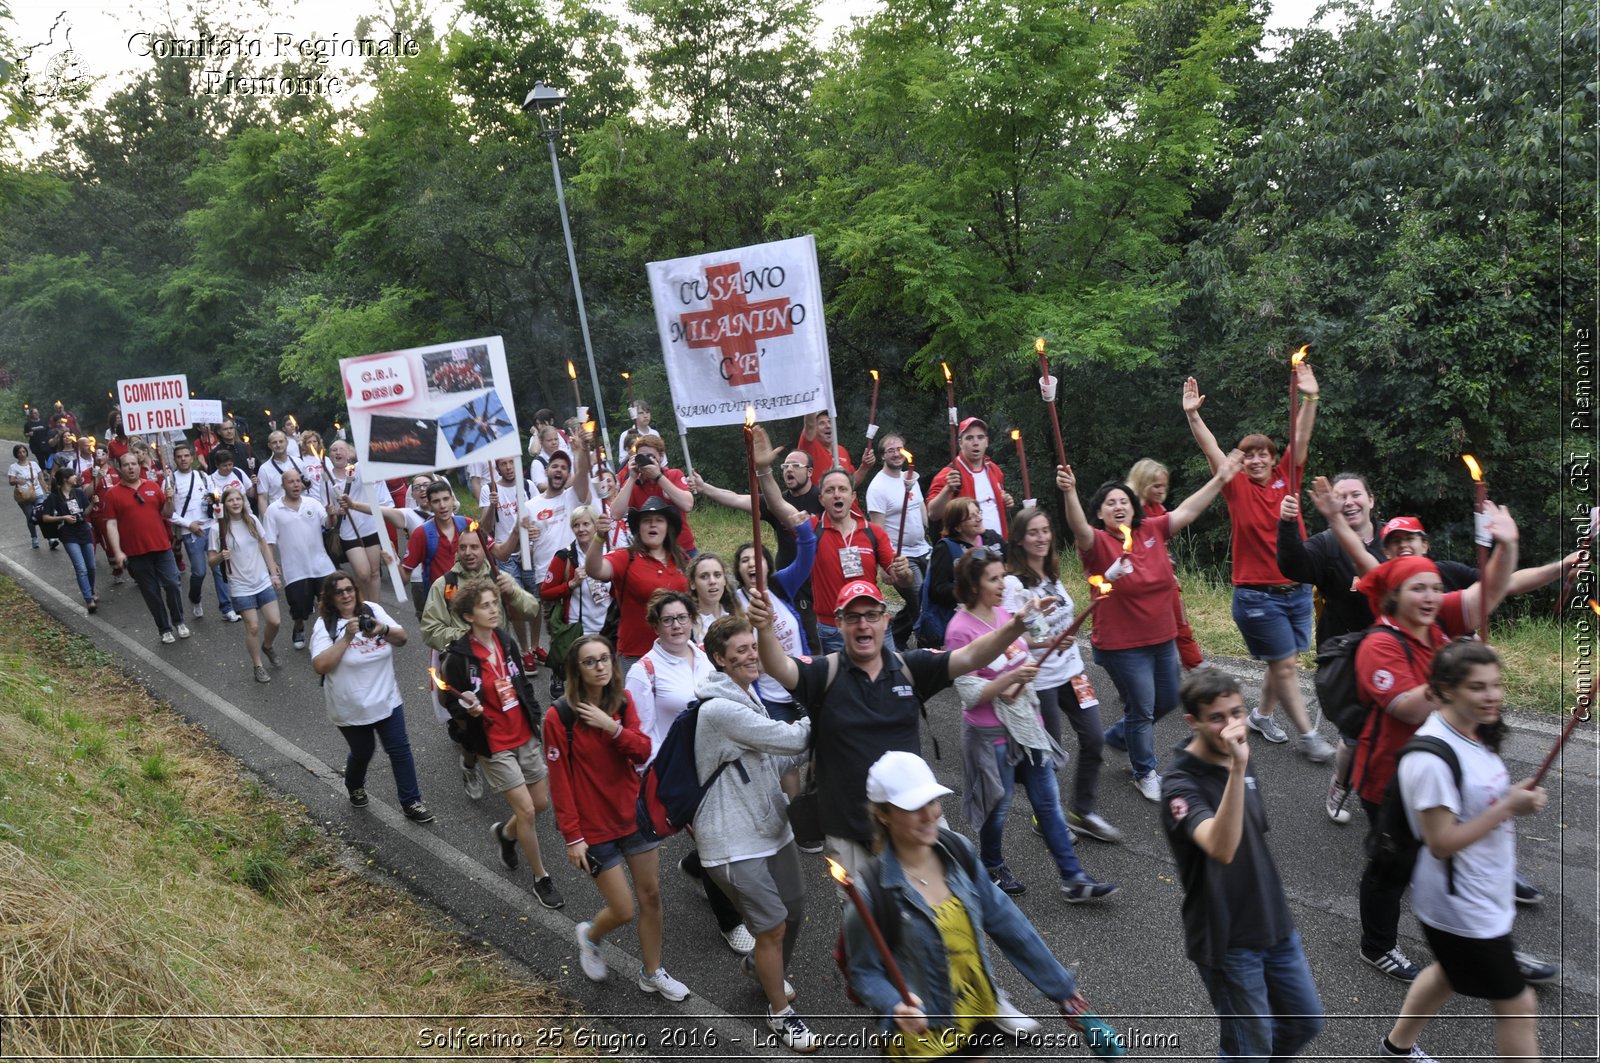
[866,751,953,810]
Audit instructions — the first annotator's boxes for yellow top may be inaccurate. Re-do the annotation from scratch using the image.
[886,894,999,1059]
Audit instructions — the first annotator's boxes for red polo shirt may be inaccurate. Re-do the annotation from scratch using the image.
[1220,452,1304,585]
[811,513,894,625]
[796,434,855,477]
[102,479,172,555]
[1077,514,1177,650]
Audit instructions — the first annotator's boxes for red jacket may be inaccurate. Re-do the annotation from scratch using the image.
[929,458,1008,536]
[543,691,652,846]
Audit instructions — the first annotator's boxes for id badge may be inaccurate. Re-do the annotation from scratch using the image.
[1070,672,1099,710]
[495,676,521,712]
[838,546,865,579]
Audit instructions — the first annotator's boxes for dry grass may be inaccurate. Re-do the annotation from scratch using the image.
[0,578,582,1059]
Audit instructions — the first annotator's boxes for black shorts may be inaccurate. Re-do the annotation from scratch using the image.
[339,532,382,548]
[1421,923,1525,1000]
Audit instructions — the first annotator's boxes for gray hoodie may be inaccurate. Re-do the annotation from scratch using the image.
[691,670,812,867]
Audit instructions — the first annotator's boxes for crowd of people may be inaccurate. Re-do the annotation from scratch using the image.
[7,375,1579,1061]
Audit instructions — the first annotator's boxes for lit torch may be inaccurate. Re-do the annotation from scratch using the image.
[1463,454,1490,643]
[621,370,635,415]
[1041,574,1111,662]
[1037,336,1069,472]
[428,667,460,696]
[1287,345,1308,499]
[827,858,915,1006]
[1010,429,1032,505]
[744,405,766,592]
[866,369,880,441]
[566,360,583,414]
[941,361,957,461]
[895,449,915,557]
[1119,524,1134,562]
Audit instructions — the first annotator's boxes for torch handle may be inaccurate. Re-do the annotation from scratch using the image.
[1530,710,1585,788]
[843,879,916,1006]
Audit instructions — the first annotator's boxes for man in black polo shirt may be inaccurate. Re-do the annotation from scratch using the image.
[1161,669,1323,1062]
[750,579,1044,879]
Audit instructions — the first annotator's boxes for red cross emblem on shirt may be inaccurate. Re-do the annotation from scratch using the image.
[677,261,793,385]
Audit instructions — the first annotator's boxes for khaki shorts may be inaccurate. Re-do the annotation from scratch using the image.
[482,738,547,792]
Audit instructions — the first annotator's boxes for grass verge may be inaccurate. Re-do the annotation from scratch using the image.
[0,577,582,1058]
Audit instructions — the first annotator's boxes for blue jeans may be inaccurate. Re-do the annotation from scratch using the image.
[1095,640,1181,779]
[1194,930,1324,1062]
[338,703,422,806]
[180,531,233,613]
[63,539,96,602]
[816,623,897,656]
[978,743,1084,879]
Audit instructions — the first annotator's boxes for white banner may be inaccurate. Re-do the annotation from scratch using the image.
[339,336,522,480]
[117,374,189,434]
[189,399,224,424]
[647,234,834,428]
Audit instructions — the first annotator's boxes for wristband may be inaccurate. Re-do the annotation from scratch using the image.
[1303,394,1320,403]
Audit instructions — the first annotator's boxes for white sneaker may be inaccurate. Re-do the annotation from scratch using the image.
[159,631,176,645]
[638,965,691,1002]
[767,1006,821,1053]
[175,623,192,639]
[223,610,242,623]
[192,603,204,618]
[1247,710,1288,743]
[1325,780,1354,824]
[1378,1038,1437,1061]
[461,756,486,801]
[1298,730,1335,763]
[1131,771,1162,802]
[993,995,1043,1035]
[722,923,756,954]
[575,921,606,981]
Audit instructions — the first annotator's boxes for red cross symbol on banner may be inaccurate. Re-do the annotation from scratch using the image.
[677,261,794,385]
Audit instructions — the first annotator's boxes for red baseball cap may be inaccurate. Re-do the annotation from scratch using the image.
[836,580,886,610]
[1380,516,1426,542]
[957,416,988,437]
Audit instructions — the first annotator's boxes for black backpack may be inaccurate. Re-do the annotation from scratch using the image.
[1364,735,1461,893]
[1315,625,1414,740]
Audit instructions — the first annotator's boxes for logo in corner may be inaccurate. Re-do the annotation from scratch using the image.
[11,13,92,103]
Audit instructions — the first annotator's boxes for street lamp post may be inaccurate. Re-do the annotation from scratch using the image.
[522,81,612,460]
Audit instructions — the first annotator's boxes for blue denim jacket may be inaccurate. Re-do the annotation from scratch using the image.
[843,831,1078,1035]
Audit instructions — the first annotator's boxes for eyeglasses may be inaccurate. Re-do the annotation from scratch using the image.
[578,655,610,669]
[836,608,887,626]
[658,614,692,627]
[780,461,808,470]
[334,586,357,596]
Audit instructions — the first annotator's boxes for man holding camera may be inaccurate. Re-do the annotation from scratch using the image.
[168,442,240,623]
[609,431,696,554]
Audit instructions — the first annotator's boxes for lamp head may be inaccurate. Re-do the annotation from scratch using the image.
[521,80,566,112]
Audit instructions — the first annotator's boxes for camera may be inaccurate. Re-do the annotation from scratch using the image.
[633,452,656,470]
[358,613,380,636]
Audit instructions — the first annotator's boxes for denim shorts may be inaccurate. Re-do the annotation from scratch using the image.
[231,586,278,612]
[1230,585,1312,661]
[586,829,659,873]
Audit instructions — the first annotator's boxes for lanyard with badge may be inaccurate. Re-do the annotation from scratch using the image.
[481,639,521,713]
[837,524,866,579]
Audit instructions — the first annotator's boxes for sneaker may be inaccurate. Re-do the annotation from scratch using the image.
[522,651,538,671]
[1030,814,1043,837]
[993,996,1042,1036]
[175,623,192,639]
[575,921,607,981]
[1514,950,1560,985]
[490,820,519,870]
[86,599,97,615]
[253,666,272,684]
[722,924,757,954]
[678,851,704,880]
[1131,771,1162,802]
[1378,1039,1437,1061]
[192,603,204,618]
[741,954,796,1002]
[1363,946,1422,982]
[638,965,691,1002]
[262,644,279,667]
[1067,810,1124,843]
[461,756,486,801]
[1298,730,1335,763]
[160,630,176,645]
[988,864,1026,896]
[1247,711,1289,743]
[1515,874,1544,907]
[402,801,435,823]
[223,610,242,623]
[48,540,58,551]
[1060,872,1119,903]
[348,787,368,806]
[532,875,565,910]
[30,538,39,549]
[113,572,127,585]
[766,1005,820,1053]
[292,626,306,650]
[1325,780,1354,824]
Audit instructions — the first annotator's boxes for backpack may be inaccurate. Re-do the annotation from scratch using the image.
[1365,735,1461,892]
[832,827,978,1006]
[1314,625,1415,741]
[633,696,751,841]
[914,538,968,649]
[420,516,471,593]
[545,545,586,669]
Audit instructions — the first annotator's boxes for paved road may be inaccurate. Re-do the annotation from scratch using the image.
[6,508,1596,1061]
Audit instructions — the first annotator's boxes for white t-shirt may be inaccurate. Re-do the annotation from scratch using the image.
[264,497,335,584]
[1002,574,1087,689]
[524,487,579,581]
[560,558,612,632]
[309,602,404,727]
[627,641,713,767]
[866,468,930,559]
[257,453,306,507]
[961,457,1003,535]
[301,455,336,507]
[211,468,251,498]
[8,461,42,495]
[209,516,273,596]
[1399,712,1516,938]
[70,454,95,479]
[169,469,216,535]
[328,472,381,540]
[477,477,527,538]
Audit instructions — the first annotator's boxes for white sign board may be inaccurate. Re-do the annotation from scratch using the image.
[646,235,834,428]
[339,336,522,480]
[189,399,224,424]
[117,374,189,435]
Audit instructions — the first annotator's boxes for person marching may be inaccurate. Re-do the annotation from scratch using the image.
[208,485,282,682]
[9,443,44,548]
[810,468,913,655]
[262,468,335,652]
[927,416,1013,538]
[38,466,97,612]
[866,434,930,648]
[1126,458,1205,670]
[168,441,238,622]
[324,440,385,604]
[102,450,187,645]
[1377,642,1547,1062]
[539,505,612,701]
[585,496,691,675]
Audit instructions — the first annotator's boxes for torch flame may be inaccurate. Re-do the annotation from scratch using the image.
[745,404,757,428]
[584,420,597,435]
[467,520,480,534]
[1087,574,1111,595]
[1590,600,1599,617]
[345,464,356,475]
[566,360,577,380]
[1120,524,1134,552]
[1010,429,1020,442]
[1462,454,1482,482]
[428,667,449,692]
[941,361,952,384]
[621,371,631,380]
[1035,337,1046,355]
[264,409,271,416]
[870,369,879,382]
[1290,344,1309,367]
[826,857,849,885]
[900,448,913,466]
[242,435,251,443]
